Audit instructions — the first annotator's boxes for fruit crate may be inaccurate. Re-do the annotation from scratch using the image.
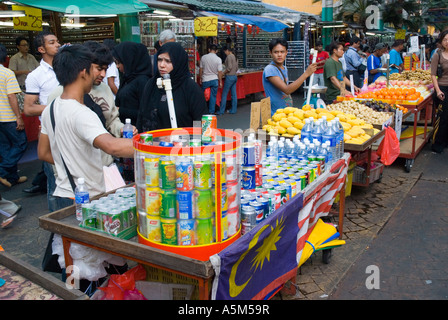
[353,162,384,185]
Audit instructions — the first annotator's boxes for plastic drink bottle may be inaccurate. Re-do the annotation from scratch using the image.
[75,177,90,221]
[311,119,324,143]
[300,119,313,142]
[322,123,337,163]
[123,118,133,139]
[333,118,344,159]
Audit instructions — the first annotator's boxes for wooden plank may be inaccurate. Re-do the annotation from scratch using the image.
[0,251,88,300]
[260,97,271,126]
[250,101,261,131]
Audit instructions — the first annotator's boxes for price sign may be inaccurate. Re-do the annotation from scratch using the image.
[194,17,218,37]
[12,5,43,31]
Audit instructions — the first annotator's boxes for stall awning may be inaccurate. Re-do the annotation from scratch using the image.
[14,0,149,15]
[205,11,289,32]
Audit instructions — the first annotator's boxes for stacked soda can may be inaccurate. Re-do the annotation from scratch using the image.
[82,187,137,237]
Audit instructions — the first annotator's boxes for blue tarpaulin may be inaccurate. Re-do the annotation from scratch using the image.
[207,11,289,32]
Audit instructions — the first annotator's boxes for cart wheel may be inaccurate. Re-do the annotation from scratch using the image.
[322,249,332,264]
[405,159,414,173]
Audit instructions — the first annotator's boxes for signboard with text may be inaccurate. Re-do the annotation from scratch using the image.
[12,5,43,32]
[194,16,218,37]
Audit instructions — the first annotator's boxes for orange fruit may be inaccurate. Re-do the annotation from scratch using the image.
[398,95,405,100]
[377,95,384,99]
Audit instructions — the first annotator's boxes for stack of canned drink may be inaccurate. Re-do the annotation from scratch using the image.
[80,187,137,237]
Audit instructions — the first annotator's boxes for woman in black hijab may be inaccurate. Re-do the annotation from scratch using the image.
[112,41,152,125]
[137,42,207,132]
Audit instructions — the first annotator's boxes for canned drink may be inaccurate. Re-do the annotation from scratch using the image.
[262,193,276,216]
[159,141,174,147]
[196,218,213,245]
[140,133,153,145]
[253,140,262,165]
[161,218,177,245]
[138,210,147,237]
[194,158,212,189]
[226,181,239,211]
[146,215,161,242]
[282,182,292,202]
[82,203,96,228]
[159,188,177,219]
[107,208,123,236]
[212,160,226,185]
[96,204,109,232]
[310,162,321,176]
[221,183,228,212]
[145,187,161,215]
[255,164,263,186]
[250,201,265,224]
[177,190,194,220]
[305,166,315,183]
[241,166,256,190]
[275,186,287,205]
[159,156,176,189]
[176,159,194,191]
[193,189,213,219]
[227,209,239,236]
[119,203,131,229]
[243,144,255,166]
[269,189,282,210]
[201,114,217,143]
[225,153,238,182]
[189,139,202,147]
[243,193,256,202]
[221,211,228,241]
[287,179,297,198]
[178,219,196,246]
[241,206,256,235]
[256,197,270,219]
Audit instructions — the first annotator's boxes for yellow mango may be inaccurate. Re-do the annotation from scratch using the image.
[283,107,296,114]
[275,108,284,114]
[272,113,286,122]
[286,126,300,135]
[293,109,305,120]
[287,116,300,123]
[341,122,351,131]
[279,119,293,128]
[275,125,286,134]
[294,121,304,130]
[302,104,312,111]
[330,110,344,116]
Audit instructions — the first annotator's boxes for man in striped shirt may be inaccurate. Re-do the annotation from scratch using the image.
[0,44,27,187]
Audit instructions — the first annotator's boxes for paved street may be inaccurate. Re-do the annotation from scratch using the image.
[1,91,447,300]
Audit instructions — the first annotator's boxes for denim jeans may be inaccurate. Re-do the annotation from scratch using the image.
[202,79,219,114]
[218,75,238,114]
[0,121,27,183]
[43,161,58,212]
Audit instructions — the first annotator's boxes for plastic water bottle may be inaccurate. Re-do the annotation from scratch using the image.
[323,143,332,164]
[278,141,285,158]
[322,123,337,163]
[300,118,313,142]
[123,118,133,139]
[311,119,324,143]
[298,144,307,161]
[75,177,90,221]
[333,118,345,159]
[307,143,317,162]
[268,140,278,159]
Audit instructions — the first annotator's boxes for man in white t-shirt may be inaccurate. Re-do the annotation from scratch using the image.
[199,44,222,114]
[38,44,133,208]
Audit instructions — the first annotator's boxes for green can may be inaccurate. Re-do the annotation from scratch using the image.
[108,208,123,236]
[82,203,96,228]
[193,189,213,219]
[160,188,177,219]
[139,133,153,145]
[194,158,212,189]
[96,204,109,232]
[161,218,177,245]
[189,139,201,147]
[196,218,213,245]
[159,156,176,189]
[274,185,287,206]
[119,203,131,229]
[128,198,137,226]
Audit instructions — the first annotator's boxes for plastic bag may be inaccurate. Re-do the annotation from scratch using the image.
[377,126,400,166]
[204,87,211,101]
[99,264,147,300]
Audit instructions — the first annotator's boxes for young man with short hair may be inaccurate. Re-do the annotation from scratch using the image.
[199,44,223,114]
[389,40,405,74]
[38,44,134,208]
[343,36,364,88]
[324,42,361,104]
[310,41,329,86]
[367,43,387,84]
[262,38,317,115]
[218,45,238,115]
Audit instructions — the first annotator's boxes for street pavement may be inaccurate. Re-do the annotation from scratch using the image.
[1,91,447,300]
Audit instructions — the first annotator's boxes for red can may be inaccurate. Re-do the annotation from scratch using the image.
[255,164,263,187]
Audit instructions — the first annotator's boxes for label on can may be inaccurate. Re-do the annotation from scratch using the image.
[159,157,176,189]
[201,115,217,143]
[189,139,202,147]
[140,133,153,145]
[254,140,262,165]
[241,166,256,190]
[243,144,255,166]
[227,209,239,236]
[82,203,96,228]
[161,218,177,245]
[193,189,213,219]
[221,184,228,212]
[145,187,161,215]
[225,153,239,182]
[176,160,194,191]
[250,201,264,224]
[226,181,239,211]
[241,206,256,235]
[107,209,122,236]
[221,211,228,241]
[178,219,196,246]
[159,189,177,219]
[255,164,263,187]
[257,198,270,220]
[275,186,287,205]
[194,159,212,189]
[146,215,161,243]
[196,218,213,245]
[177,191,194,220]
[144,157,159,187]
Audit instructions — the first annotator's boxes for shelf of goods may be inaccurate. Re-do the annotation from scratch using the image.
[139,17,196,77]
[0,27,29,57]
[61,24,115,44]
[286,41,306,83]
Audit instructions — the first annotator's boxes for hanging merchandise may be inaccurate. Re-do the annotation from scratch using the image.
[377,126,400,166]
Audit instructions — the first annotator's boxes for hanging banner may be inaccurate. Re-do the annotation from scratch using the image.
[12,5,43,31]
[194,16,218,37]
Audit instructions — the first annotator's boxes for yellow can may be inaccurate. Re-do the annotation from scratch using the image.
[146,215,161,243]
[145,187,161,215]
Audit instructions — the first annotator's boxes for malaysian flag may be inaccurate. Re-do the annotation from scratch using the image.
[211,154,350,300]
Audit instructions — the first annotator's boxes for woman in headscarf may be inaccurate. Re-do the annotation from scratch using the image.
[137,42,207,132]
[112,41,152,125]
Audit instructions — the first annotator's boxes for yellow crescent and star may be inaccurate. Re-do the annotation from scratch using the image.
[229,216,286,298]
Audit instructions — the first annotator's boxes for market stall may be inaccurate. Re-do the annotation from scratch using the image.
[39,114,349,300]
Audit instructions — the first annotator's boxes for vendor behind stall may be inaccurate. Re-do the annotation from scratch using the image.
[389,40,405,74]
[367,43,387,84]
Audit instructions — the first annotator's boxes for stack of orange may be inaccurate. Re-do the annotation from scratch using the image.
[395,104,408,112]
[357,87,421,102]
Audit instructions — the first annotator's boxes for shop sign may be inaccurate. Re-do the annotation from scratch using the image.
[12,5,43,31]
[194,16,218,37]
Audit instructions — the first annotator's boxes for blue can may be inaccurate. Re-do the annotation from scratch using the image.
[256,198,270,219]
[241,166,256,190]
[250,201,265,224]
[177,191,194,219]
[159,141,174,147]
[243,145,255,166]
[283,180,292,201]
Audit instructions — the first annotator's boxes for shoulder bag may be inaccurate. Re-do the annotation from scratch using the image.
[274,65,294,108]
